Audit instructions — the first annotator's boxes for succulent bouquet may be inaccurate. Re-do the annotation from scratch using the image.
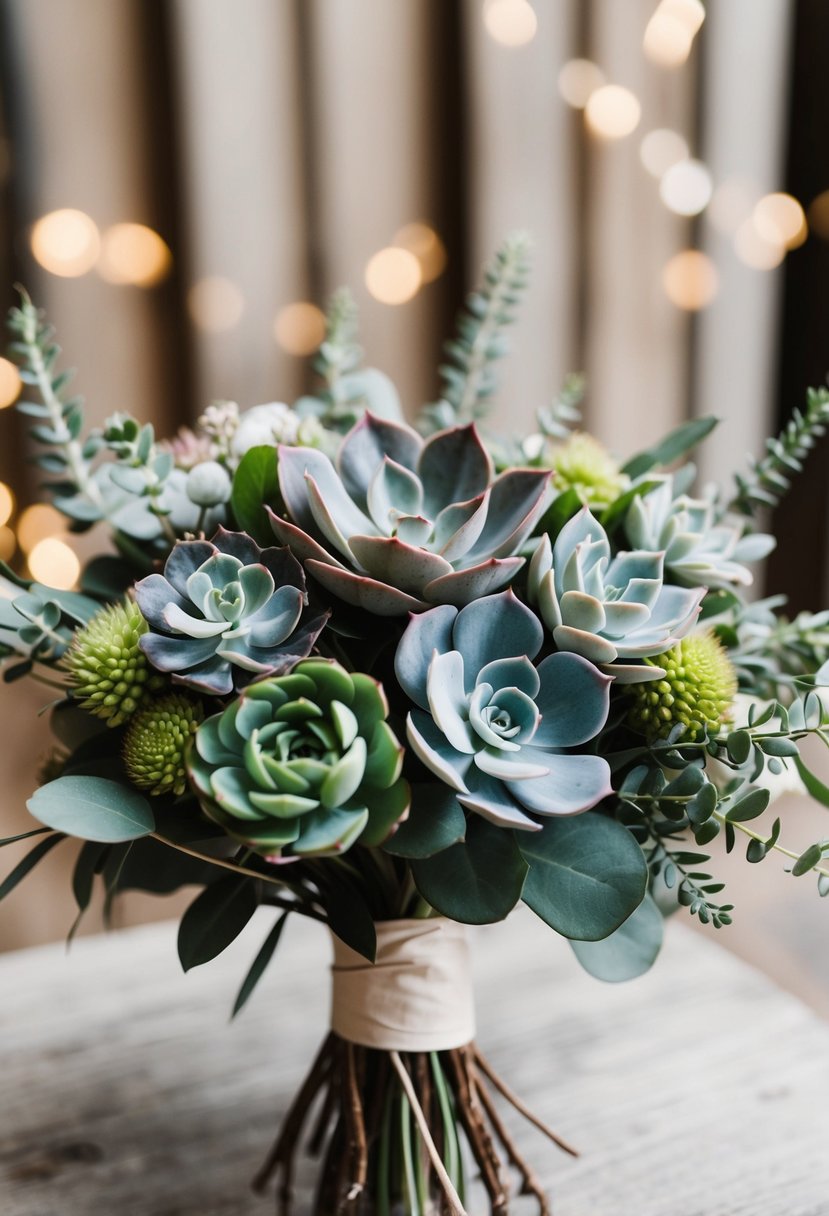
[3,235,829,1216]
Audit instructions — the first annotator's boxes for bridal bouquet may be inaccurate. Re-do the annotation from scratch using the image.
[3,235,829,1215]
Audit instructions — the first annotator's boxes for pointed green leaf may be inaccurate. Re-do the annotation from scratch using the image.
[178,875,259,972]
[231,445,283,545]
[0,833,65,901]
[232,912,289,1018]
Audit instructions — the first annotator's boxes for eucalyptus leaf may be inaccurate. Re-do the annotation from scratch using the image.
[795,756,829,808]
[571,894,663,981]
[383,785,466,859]
[27,775,155,842]
[178,876,259,972]
[411,816,528,924]
[519,813,648,941]
[622,415,718,478]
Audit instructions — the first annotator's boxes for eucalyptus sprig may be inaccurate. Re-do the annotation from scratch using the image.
[312,287,362,420]
[419,231,532,434]
[6,288,103,525]
[535,373,585,443]
[729,386,829,518]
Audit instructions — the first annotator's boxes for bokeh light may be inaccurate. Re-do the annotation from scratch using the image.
[558,59,605,109]
[28,537,80,590]
[0,483,15,528]
[31,209,100,278]
[708,177,759,235]
[0,357,21,409]
[0,526,15,563]
[639,129,690,179]
[17,504,65,554]
[659,159,713,216]
[644,0,705,66]
[364,248,422,305]
[753,193,807,251]
[584,85,641,140]
[274,302,327,356]
[187,277,245,332]
[392,222,447,284]
[734,217,785,270]
[662,250,719,310]
[482,0,538,48]
[98,223,172,287]
[807,190,829,240]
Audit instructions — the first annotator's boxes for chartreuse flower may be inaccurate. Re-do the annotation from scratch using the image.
[550,433,628,507]
[395,590,613,830]
[135,528,327,696]
[187,659,409,857]
[63,599,164,726]
[124,693,204,796]
[528,507,703,682]
[271,412,551,615]
[628,631,737,742]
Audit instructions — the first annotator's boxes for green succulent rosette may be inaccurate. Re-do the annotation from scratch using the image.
[187,659,410,857]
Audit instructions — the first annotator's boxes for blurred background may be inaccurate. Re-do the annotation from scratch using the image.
[0,0,826,1009]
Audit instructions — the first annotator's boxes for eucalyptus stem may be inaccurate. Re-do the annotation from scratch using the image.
[712,811,829,879]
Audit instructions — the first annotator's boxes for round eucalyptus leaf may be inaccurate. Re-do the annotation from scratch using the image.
[571,894,663,982]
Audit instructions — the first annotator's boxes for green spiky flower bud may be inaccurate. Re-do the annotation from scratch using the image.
[551,433,628,507]
[63,600,164,726]
[629,632,738,742]
[123,693,204,796]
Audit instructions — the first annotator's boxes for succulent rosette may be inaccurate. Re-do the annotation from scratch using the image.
[135,528,328,696]
[395,590,613,830]
[626,478,775,590]
[528,508,704,682]
[187,659,410,857]
[269,413,552,615]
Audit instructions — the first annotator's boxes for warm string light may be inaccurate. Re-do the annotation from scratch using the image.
[640,129,689,178]
[31,210,171,286]
[187,277,245,332]
[274,302,327,356]
[663,250,719,310]
[0,357,21,409]
[98,223,172,287]
[31,209,100,278]
[584,85,641,140]
[753,193,807,251]
[644,0,705,68]
[393,223,448,284]
[660,159,713,216]
[482,0,538,48]
[0,527,15,562]
[365,247,422,306]
[558,59,605,109]
[17,504,65,554]
[28,536,79,590]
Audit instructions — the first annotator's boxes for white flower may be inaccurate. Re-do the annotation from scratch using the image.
[186,460,232,507]
[231,402,301,459]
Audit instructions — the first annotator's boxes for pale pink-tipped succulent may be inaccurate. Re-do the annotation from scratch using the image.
[269,413,552,615]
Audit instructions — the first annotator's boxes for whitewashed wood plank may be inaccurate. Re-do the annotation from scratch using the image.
[2,911,828,1213]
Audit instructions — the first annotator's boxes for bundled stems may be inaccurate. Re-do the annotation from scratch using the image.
[255,1034,576,1215]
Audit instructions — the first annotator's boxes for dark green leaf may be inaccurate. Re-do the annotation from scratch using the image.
[383,785,466,858]
[519,813,648,941]
[230,445,282,545]
[72,841,109,910]
[599,479,661,533]
[621,415,719,478]
[0,833,65,901]
[758,737,800,758]
[27,775,155,842]
[0,826,51,848]
[792,843,823,877]
[571,894,663,982]
[177,876,259,972]
[726,730,752,766]
[534,487,582,542]
[411,816,528,924]
[232,913,289,1018]
[726,788,770,823]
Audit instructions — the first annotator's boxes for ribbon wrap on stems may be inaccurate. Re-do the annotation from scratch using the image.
[330,917,476,1051]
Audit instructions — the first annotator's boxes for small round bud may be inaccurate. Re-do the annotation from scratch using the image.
[186,460,232,507]
[123,693,204,797]
[63,600,164,727]
[629,631,738,742]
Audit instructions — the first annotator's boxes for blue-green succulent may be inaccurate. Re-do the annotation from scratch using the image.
[625,478,775,590]
[395,590,613,830]
[135,528,327,696]
[528,508,704,682]
[270,413,552,615]
[187,659,410,857]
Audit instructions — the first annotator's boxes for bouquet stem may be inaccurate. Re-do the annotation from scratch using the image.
[254,1032,577,1216]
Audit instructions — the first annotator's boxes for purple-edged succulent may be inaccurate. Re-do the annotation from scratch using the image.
[135,528,328,696]
[269,413,552,615]
[528,508,704,682]
[395,590,613,831]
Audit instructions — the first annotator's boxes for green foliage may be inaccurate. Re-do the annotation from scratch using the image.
[0,832,65,901]
[419,231,532,434]
[535,374,585,443]
[621,415,718,479]
[232,911,289,1017]
[570,894,663,981]
[63,599,163,724]
[177,875,259,972]
[27,774,155,842]
[730,386,829,518]
[519,814,648,941]
[230,445,282,544]
[411,816,528,924]
[6,287,104,524]
[382,785,466,859]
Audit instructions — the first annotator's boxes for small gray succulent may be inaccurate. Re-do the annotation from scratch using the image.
[626,478,775,590]
[135,528,327,695]
[528,507,703,682]
[395,590,613,830]
[270,413,552,615]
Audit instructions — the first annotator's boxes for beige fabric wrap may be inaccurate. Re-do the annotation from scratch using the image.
[330,918,475,1051]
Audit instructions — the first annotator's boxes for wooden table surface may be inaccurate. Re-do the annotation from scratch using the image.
[2,908,829,1215]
